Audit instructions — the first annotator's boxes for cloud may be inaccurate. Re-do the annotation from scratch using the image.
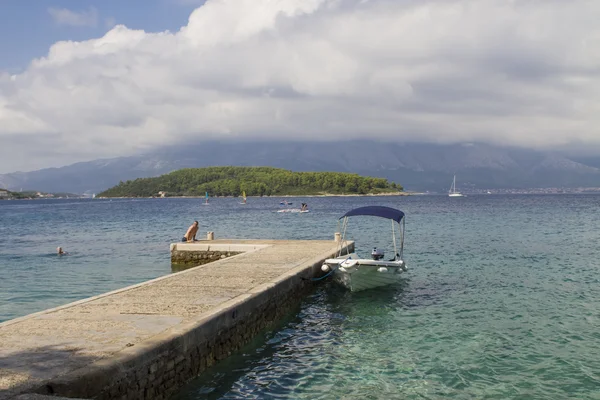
[2,0,600,172]
[48,6,98,27]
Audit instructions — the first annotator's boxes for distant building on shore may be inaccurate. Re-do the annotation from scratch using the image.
[0,189,9,198]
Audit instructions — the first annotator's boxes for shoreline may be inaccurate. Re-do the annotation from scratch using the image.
[97,192,425,199]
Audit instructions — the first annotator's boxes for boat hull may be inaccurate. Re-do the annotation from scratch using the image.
[324,256,406,292]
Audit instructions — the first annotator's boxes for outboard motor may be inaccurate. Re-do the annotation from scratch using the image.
[371,247,384,261]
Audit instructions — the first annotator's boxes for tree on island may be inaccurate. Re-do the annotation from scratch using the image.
[97,166,403,197]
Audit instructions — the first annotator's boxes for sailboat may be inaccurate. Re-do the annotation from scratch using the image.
[448,175,464,197]
[240,191,247,205]
[204,192,209,205]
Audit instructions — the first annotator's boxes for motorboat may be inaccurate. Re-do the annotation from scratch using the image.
[321,206,407,292]
[277,202,309,213]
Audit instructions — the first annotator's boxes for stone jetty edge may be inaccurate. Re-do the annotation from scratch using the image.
[20,241,353,400]
[0,248,262,330]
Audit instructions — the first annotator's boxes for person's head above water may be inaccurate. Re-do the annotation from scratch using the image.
[57,247,64,255]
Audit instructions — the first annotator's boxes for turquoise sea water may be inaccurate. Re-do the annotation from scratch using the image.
[1,195,600,399]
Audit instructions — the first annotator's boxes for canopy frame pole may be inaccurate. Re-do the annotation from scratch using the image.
[399,217,405,259]
[344,217,349,255]
[340,217,349,256]
[392,219,398,260]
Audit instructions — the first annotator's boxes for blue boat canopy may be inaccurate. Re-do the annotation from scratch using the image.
[340,206,405,223]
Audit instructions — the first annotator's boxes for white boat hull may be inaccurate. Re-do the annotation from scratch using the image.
[323,255,407,292]
[448,193,464,197]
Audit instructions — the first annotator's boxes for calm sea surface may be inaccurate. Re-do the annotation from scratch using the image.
[1,195,600,399]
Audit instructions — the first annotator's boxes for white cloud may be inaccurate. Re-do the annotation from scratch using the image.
[2,0,600,172]
[48,6,98,27]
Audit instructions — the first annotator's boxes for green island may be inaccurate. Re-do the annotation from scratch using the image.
[0,189,81,200]
[98,167,403,197]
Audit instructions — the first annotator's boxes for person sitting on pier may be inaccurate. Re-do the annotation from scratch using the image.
[182,221,199,242]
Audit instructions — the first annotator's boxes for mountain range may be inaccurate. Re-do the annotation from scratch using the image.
[1,141,600,194]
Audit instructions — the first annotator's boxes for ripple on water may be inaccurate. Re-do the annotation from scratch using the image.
[3,196,600,399]
[176,279,600,399]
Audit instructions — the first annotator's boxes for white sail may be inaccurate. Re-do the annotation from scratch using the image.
[448,175,464,197]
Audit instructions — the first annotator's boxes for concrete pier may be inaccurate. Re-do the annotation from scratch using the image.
[0,239,352,400]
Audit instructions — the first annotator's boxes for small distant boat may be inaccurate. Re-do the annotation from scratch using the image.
[321,206,407,292]
[240,191,247,205]
[448,175,464,197]
[277,209,309,213]
[280,200,293,205]
[204,192,209,205]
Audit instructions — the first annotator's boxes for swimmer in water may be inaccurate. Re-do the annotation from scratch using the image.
[57,247,68,255]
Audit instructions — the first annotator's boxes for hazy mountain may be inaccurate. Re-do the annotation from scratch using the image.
[1,141,600,194]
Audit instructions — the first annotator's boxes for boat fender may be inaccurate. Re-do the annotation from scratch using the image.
[377,267,388,273]
[321,264,330,272]
[399,260,408,271]
[339,267,347,273]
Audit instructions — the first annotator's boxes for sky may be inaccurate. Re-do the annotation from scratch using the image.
[1,0,600,173]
